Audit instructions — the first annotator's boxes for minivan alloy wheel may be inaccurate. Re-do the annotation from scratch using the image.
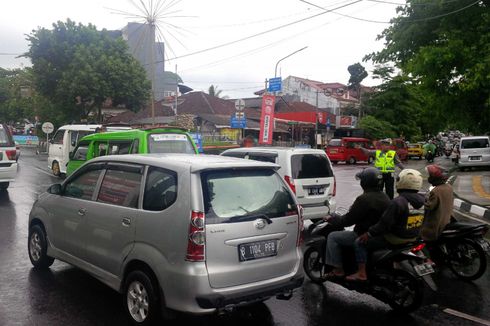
[28,224,55,269]
[127,281,149,322]
[29,232,42,262]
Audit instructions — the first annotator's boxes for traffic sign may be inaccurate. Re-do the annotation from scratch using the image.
[235,99,245,111]
[230,114,247,129]
[42,122,54,134]
[268,77,282,92]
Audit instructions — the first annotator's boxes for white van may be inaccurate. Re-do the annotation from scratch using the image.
[458,136,490,169]
[48,124,131,176]
[221,147,336,220]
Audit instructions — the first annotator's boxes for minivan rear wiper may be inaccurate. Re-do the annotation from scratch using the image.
[225,214,273,224]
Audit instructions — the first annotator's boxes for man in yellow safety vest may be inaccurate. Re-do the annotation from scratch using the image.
[358,139,404,199]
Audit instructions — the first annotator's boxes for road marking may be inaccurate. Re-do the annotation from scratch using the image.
[443,308,490,326]
[472,176,490,200]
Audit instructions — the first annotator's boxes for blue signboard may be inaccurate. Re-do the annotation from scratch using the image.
[189,133,204,153]
[230,115,247,129]
[268,77,282,92]
[13,135,39,146]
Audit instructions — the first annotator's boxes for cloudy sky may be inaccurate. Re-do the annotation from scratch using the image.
[0,0,400,98]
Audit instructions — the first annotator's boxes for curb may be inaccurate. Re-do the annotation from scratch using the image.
[454,198,490,222]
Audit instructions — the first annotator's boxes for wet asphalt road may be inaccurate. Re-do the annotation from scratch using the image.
[0,148,489,326]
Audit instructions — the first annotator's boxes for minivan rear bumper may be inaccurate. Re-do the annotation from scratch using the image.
[195,275,304,309]
[0,161,17,182]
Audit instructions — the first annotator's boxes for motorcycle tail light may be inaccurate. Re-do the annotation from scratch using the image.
[411,243,426,253]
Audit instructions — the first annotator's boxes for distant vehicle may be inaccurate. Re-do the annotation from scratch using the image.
[28,154,304,323]
[66,127,198,176]
[325,137,375,164]
[374,138,408,161]
[457,136,490,170]
[48,124,131,176]
[221,147,336,221]
[407,143,423,159]
[0,123,17,190]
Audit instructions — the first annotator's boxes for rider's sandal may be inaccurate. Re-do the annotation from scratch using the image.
[345,274,367,282]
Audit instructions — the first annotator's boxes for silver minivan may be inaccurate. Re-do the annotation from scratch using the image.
[458,136,490,169]
[221,147,336,220]
[28,154,303,324]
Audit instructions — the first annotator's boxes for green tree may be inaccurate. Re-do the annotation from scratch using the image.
[207,85,228,99]
[358,115,396,139]
[365,0,490,133]
[25,19,150,122]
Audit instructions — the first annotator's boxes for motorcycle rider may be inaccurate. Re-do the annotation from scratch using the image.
[324,168,391,278]
[357,139,405,199]
[421,165,454,241]
[423,140,436,162]
[352,169,425,281]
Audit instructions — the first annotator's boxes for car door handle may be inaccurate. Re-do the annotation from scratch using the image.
[122,217,131,227]
[78,208,86,216]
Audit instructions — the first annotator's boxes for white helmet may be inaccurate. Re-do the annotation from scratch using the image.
[396,169,423,191]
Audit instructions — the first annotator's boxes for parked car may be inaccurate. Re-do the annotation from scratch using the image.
[221,147,336,220]
[0,123,18,190]
[28,154,304,323]
[48,124,131,176]
[457,136,490,170]
[66,127,198,176]
[325,137,375,164]
[407,143,423,159]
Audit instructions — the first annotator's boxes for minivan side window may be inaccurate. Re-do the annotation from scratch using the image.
[246,153,277,163]
[70,131,78,147]
[97,167,142,208]
[131,139,139,154]
[72,141,90,160]
[95,142,108,157]
[52,130,65,144]
[143,167,178,211]
[291,154,334,179]
[64,169,102,200]
[108,141,132,155]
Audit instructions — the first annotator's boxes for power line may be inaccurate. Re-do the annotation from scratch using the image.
[163,0,364,62]
[366,0,463,5]
[301,0,481,24]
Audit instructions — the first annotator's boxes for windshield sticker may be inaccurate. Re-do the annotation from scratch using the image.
[151,134,187,141]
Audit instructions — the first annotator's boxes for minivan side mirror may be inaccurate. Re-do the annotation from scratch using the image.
[48,184,62,195]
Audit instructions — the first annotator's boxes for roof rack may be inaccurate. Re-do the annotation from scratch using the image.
[140,125,189,132]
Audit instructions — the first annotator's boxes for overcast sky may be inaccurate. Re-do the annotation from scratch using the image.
[0,0,400,98]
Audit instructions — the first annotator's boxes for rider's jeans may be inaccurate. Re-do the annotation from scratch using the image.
[326,231,367,268]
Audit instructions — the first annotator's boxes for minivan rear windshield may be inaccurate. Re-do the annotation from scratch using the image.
[0,125,15,147]
[328,139,342,147]
[148,133,196,154]
[461,138,489,149]
[291,154,333,179]
[201,169,296,224]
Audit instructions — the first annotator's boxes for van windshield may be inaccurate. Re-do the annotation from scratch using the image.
[148,133,196,154]
[291,154,333,179]
[461,138,489,149]
[201,169,296,224]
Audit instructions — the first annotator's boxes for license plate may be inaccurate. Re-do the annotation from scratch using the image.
[239,240,277,262]
[414,262,435,276]
[308,187,325,196]
[477,239,490,252]
[469,156,481,161]
[330,149,337,154]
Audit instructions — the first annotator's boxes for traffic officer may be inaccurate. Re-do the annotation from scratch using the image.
[357,139,404,199]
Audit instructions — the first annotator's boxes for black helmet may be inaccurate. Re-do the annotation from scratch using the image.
[355,167,383,190]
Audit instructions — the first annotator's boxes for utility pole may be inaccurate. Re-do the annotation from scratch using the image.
[315,90,319,149]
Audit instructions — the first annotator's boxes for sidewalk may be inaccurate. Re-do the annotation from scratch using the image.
[452,172,490,222]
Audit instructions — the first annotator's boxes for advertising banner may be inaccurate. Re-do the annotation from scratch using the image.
[258,95,276,145]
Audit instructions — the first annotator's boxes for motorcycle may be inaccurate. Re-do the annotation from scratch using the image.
[303,218,436,313]
[427,220,489,281]
[425,150,435,163]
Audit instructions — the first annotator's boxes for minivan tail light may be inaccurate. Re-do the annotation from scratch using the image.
[6,150,16,161]
[297,205,304,247]
[284,176,296,194]
[186,211,205,262]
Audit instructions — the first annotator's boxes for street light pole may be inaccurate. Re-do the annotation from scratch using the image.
[274,46,308,78]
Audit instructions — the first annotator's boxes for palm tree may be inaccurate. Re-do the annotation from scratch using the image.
[208,85,228,99]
